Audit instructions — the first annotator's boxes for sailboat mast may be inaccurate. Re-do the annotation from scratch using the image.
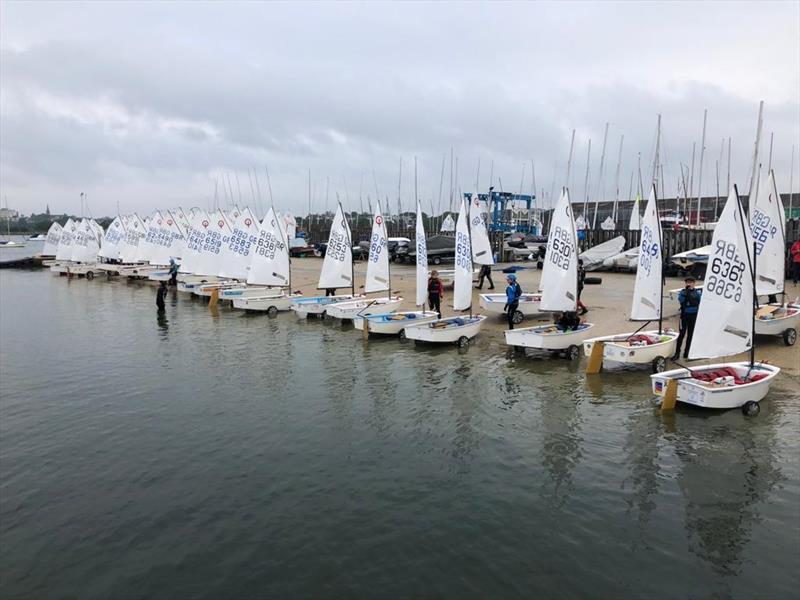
[612,135,624,224]
[582,138,592,218]
[696,108,707,225]
[565,129,576,188]
[592,122,609,229]
[656,184,665,334]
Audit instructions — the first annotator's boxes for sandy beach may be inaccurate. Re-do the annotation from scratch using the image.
[277,257,800,376]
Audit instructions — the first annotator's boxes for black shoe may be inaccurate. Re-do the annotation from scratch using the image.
[579,308,588,315]
[683,353,690,359]
[489,286,495,290]
[671,354,680,360]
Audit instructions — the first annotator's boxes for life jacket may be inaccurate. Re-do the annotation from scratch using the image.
[428,278,442,294]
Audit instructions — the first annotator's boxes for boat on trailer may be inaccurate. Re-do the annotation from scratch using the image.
[749,170,797,347]
[504,187,594,360]
[353,311,440,336]
[507,323,595,359]
[404,315,487,347]
[479,293,542,324]
[585,186,678,373]
[358,202,440,337]
[326,296,403,320]
[291,295,358,317]
[652,363,780,410]
[650,185,781,416]
[405,195,486,347]
[754,303,799,345]
[232,292,302,314]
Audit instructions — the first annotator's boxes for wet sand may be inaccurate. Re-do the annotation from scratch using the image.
[282,257,800,376]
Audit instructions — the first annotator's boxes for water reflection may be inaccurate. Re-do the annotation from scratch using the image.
[156,311,169,335]
[674,416,783,574]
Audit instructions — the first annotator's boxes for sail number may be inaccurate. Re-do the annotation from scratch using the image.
[549,225,572,271]
[327,231,349,263]
[749,208,777,255]
[369,233,386,263]
[456,231,470,269]
[638,224,659,276]
[705,240,746,302]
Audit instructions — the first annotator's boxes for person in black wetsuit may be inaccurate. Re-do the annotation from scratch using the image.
[476,264,494,289]
[555,311,581,331]
[156,280,167,311]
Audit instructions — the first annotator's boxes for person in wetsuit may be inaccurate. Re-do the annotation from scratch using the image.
[673,276,702,360]
[555,311,581,331]
[476,264,494,290]
[428,270,444,318]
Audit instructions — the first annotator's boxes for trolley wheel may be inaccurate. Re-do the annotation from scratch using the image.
[86,271,94,280]
[742,401,760,417]
[512,310,524,325]
[266,306,278,316]
[584,276,602,285]
[399,329,407,340]
[536,261,543,269]
[652,356,667,373]
[783,328,796,346]
[457,336,469,348]
[566,344,580,361]
[433,256,442,265]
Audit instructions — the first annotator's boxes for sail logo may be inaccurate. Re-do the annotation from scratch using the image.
[244,218,252,227]
[375,215,383,225]
[202,220,209,228]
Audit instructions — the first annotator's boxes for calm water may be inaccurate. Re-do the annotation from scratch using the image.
[1,270,798,599]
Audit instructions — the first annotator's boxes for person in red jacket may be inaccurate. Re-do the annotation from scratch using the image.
[791,239,800,286]
[428,270,444,318]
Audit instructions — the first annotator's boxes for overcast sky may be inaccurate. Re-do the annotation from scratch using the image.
[2,1,798,218]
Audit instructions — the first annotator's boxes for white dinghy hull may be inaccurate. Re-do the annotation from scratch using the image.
[353,311,440,335]
[505,323,595,351]
[231,293,300,313]
[220,286,276,301]
[583,330,679,366]
[193,281,244,297]
[290,295,358,317]
[325,297,403,320]
[404,315,487,346]
[479,293,542,317]
[754,303,800,339]
[651,362,780,410]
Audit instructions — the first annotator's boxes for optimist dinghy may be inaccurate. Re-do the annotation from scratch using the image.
[504,188,595,359]
[650,185,781,415]
[326,201,402,320]
[479,293,542,324]
[405,195,486,347]
[231,206,300,312]
[356,201,439,336]
[749,170,798,346]
[354,311,440,336]
[585,186,678,373]
[290,295,358,317]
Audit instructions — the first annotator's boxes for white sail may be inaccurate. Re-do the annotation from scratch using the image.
[469,194,494,265]
[99,216,126,260]
[453,197,473,311]
[284,212,297,242]
[180,210,211,274]
[195,209,232,276]
[630,187,663,321]
[750,171,785,296]
[119,214,148,263]
[440,214,455,232]
[55,218,76,260]
[365,201,390,293]
[600,216,616,231]
[247,207,290,286]
[629,195,642,230]
[540,188,578,312]
[149,210,185,265]
[71,219,101,263]
[137,213,160,262]
[689,187,753,360]
[42,222,62,256]
[415,201,428,307]
[220,207,260,279]
[318,203,353,290]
